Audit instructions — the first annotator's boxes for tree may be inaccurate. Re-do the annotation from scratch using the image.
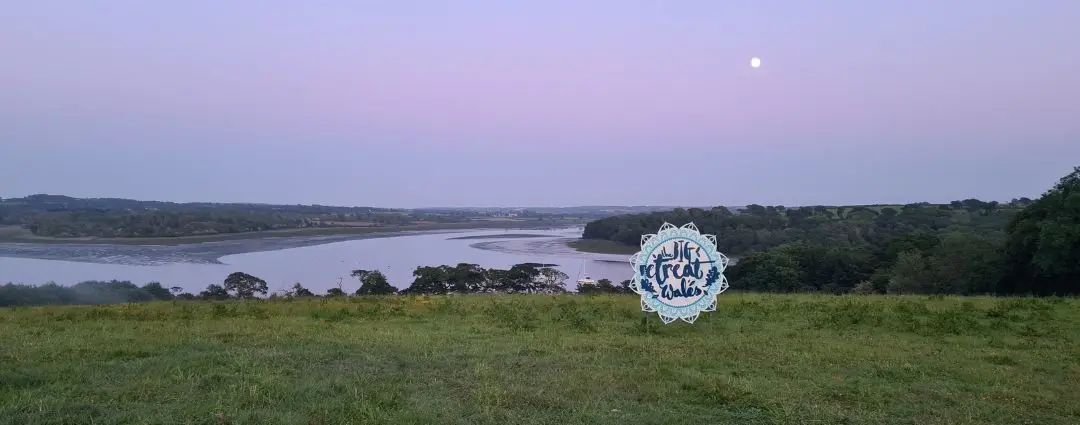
[326,288,346,297]
[222,272,268,299]
[288,282,314,297]
[140,282,173,300]
[352,269,396,295]
[887,251,934,294]
[401,266,451,295]
[504,263,542,293]
[928,233,1002,295]
[534,267,568,294]
[448,263,488,293]
[199,284,230,300]
[882,233,941,263]
[1002,166,1080,295]
[728,249,804,292]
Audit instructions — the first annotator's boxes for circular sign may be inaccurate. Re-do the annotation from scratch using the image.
[629,222,729,324]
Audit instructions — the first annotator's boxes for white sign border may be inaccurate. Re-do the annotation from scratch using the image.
[629,222,730,324]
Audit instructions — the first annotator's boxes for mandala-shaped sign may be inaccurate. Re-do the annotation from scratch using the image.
[629,222,730,324]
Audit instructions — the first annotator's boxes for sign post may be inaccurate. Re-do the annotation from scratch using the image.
[629,222,730,324]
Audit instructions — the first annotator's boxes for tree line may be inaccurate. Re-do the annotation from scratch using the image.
[16,210,467,238]
[0,195,472,238]
[0,263,636,307]
[593,167,1078,296]
[0,280,176,307]
[582,199,1027,257]
[0,194,596,238]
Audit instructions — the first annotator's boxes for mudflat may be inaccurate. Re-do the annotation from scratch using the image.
[0,220,580,246]
[0,221,579,265]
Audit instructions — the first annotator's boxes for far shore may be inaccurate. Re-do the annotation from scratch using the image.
[0,220,584,246]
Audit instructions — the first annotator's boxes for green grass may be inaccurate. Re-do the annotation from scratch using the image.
[567,238,640,255]
[2,294,1079,425]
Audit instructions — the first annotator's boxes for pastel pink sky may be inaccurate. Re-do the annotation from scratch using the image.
[2,1,1078,207]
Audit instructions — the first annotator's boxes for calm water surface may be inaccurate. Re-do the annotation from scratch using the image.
[0,227,633,293]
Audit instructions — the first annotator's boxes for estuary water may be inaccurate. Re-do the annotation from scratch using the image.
[0,227,634,294]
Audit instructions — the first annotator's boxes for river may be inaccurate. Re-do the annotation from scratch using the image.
[0,227,634,294]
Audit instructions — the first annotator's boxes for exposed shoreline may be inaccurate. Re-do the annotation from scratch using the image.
[468,236,632,264]
[0,230,456,266]
[0,224,579,266]
[446,233,551,240]
[0,220,583,246]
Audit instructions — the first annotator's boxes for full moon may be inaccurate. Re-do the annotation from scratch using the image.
[750,57,761,68]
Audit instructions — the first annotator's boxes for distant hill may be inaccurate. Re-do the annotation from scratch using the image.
[0,194,583,239]
[5,194,705,239]
[2,195,719,217]
[0,194,400,215]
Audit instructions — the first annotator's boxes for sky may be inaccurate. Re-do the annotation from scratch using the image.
[2,1,1078,208]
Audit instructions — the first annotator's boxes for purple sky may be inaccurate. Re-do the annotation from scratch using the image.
[2,1,1078,208]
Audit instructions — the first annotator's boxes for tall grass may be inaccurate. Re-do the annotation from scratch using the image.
[2,294,1078,424]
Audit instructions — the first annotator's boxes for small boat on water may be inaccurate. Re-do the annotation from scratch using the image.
[576,259,597,285]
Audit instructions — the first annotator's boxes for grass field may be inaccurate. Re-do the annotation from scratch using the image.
[2,294,1078,424]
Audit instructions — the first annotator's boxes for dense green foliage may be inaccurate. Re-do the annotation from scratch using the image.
[0,194,462,238]
[728,234,1005,294]
[1000,169,1080,295]
[583,199,1025,256]
[0,280,176,307]
[223,272,269,299]
[3,294,1079,424]
[398,263,568,295]
[583,167,1080,296]
[351,269,396,295]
